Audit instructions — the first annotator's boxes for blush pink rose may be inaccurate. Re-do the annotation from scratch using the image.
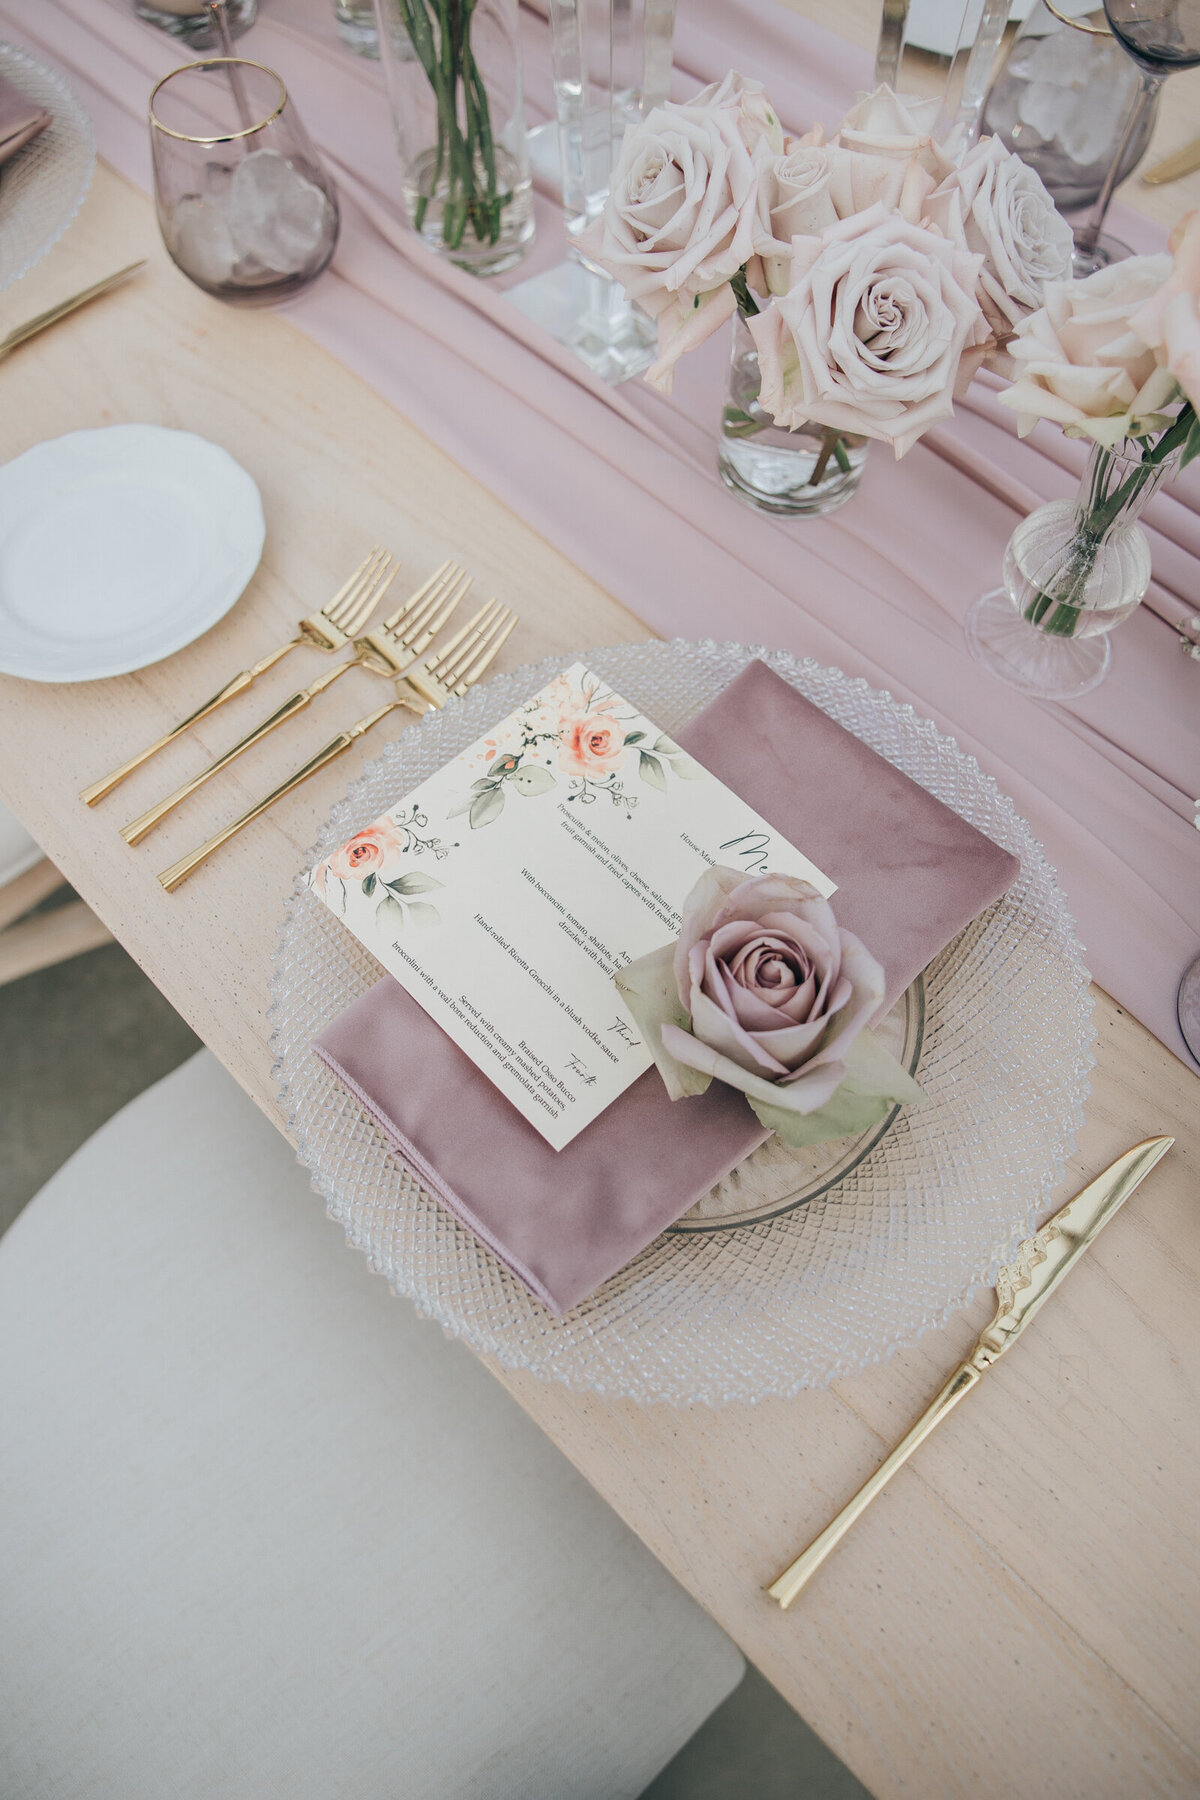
[558,714,626,779]
[748,203,988,456]
[614,867,922,1148]
[1131,208,1200,411]
[326,819,406,881]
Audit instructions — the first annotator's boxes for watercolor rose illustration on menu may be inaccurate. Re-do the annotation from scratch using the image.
[313,801,447,930]
[449,666,705,827]
[616,866,922,1149]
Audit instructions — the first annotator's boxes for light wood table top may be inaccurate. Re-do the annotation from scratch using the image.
[2,163,1197,1800]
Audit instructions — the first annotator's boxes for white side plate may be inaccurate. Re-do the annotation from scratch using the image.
[0,424,265,682]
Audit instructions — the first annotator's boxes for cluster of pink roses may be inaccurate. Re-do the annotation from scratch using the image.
[582,76,1076,456]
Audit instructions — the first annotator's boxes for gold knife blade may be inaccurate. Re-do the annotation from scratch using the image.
[1141,135,1200,186]
[767,1136,1174,1608]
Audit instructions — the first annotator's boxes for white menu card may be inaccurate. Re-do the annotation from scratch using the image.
[311,664,833,1150]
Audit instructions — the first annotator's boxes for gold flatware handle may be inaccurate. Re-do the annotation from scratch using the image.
[1141,135,1200,185]
[769,1136,1174,1607]
[0,261,147,362]
[121,658,355,843]
[80,639,301,806]
[157,695,413,891]
[767,1363,980,1609]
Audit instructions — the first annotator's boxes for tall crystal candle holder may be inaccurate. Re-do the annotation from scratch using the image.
[507,0,675,383]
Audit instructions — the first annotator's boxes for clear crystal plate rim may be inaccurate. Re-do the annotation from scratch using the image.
[269,640,1095,1406]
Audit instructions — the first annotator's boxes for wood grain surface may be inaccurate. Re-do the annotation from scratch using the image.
[1,162,1196,1800]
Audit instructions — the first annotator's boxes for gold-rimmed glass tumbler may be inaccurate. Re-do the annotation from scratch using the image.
[149,59,339,306]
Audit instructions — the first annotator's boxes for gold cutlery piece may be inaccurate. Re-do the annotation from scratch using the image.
[0,261,146,364]
[120,560,470,844]
[1141,134,1200,185]
[768,1136,1175,1609]
[157,600,518,891]
[80,547,397,807]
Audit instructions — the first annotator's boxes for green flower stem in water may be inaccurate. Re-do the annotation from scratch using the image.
[396,0,505,249]
[732,269,851,489]
[1024,402,1197,638]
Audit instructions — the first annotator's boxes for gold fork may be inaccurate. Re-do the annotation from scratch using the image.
[80,547,399,806]
[120,561,471,845]
[157,600,519,892]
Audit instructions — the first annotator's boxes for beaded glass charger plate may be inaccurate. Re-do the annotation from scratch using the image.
[0,44,95,292]
[272,641,1095,1406]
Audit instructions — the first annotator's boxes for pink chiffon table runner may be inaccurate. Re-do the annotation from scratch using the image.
[9,0,1200,1065]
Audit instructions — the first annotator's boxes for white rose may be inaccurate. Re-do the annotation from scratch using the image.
[747,204,988,457]
[578,71,779,391]
[753,142,839,295]
[926,135,1074,337]
[999,255,1180,443]
[834,84,951,182]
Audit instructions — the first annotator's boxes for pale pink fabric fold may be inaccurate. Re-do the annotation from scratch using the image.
[13,0,1199,1065]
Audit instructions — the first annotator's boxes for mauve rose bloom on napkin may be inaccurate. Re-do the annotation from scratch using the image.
[1131,209,1200,412]
[617,867,921,1149]
[1000,256,1179,444]
[0,71,51,166]
[748,203,989,456]
[926,135,1074,342]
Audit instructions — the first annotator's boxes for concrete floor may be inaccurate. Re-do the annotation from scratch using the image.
[0,932,871,1800]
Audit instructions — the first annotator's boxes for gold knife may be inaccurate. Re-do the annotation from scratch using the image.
[0,261,147,364]
[768,1136,1174,1608]
[1142,136,1200,186]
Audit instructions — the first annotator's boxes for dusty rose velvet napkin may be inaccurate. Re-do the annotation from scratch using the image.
[314,662,1019,1314]
[0,72,50,166]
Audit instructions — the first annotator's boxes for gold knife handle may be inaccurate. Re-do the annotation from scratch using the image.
[120,658,356,844]
[157,698,402,892]
[767,1362,981,1608]
[0,260,147,361]
[80,637,303,806]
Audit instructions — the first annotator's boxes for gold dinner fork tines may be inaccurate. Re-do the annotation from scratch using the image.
[157,601,519,892]
[80,547,399,807]
[120,561,471,845]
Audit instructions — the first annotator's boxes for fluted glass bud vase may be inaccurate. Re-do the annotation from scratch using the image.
[965,436,1183,700]
[374,0,534,275]
[718,313,869,518]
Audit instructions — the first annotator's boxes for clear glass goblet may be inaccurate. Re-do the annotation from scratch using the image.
[149,59,339,307]
[1072,0,1200,275]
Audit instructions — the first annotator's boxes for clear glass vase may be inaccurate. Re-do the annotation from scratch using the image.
[965,436,1182,700]
[508,0,674,382]
[374,0,534,275]
[718,313,869,518]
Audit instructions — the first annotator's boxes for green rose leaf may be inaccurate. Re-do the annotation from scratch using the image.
[614,945,710,1101]
[624,730,645,745]
[404,900,440,928]
[488,754,521,777]
[375,894,406,932]
[469,785,506,829]
[638,751,668,793]
[748,1084,893,1149]
[361,872,377,898]
[652,736,704,779]
[509,764,557,797]
[390,871,442,896]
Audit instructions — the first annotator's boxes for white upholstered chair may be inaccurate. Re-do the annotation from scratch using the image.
[0,798,111,984]
[0,1051,744,1799]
